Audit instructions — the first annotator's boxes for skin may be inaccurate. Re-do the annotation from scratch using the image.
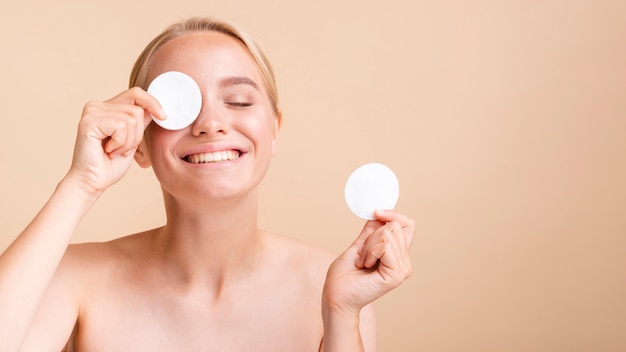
[0,31,415,352]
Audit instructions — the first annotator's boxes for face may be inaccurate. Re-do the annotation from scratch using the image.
[135,31,281,202]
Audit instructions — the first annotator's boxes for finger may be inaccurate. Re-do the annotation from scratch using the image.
[102,121,129,155]
[388,220,409,254]
[359,222,404,269]
[351,219,385,248]
[356,235,377,268]
[354,222,382,268]
[356,221,395,266]
[362,241,386,268]
[107,87,167,122]
[383,221,413,278]
[374,210,416,247]
[87,102,148,156]
[373,209,414,228]
[101,114,142,157]
[101,102,148,137]
[83,101,148,138]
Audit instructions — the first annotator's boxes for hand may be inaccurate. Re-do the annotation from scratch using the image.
[65,87,165,195]
[323,210,415,314]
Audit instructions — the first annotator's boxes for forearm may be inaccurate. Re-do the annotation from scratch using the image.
[320,305,365,352]
[0,177,98,351]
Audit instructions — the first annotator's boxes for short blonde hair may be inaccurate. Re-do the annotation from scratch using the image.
[129,17,280,116]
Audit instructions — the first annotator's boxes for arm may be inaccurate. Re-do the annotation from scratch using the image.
[0,178,97,352]
[320,303,377,352]
[321,210,415,352]
[0,88,165,352]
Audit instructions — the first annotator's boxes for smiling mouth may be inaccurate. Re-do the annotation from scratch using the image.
[183,150,241,164]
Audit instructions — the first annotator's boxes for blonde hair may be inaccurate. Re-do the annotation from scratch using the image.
[129,17,280,116]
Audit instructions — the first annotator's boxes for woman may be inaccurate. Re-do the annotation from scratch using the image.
[0,17,414,351]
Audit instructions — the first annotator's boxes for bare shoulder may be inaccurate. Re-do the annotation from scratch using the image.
[261,230,337,264]
[59,230,155,286]
[65,231,149,261]
[260,230,338,282]
[21,231,155,350]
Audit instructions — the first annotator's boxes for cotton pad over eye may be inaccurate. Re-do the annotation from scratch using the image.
[344,163,400,220]
[147,71,202,130]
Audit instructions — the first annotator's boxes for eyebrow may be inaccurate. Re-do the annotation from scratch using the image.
[219,76,259,90]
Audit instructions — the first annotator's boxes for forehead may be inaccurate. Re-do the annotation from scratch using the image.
[147,31,262,86]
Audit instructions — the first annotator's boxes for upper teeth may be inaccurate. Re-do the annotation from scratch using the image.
[186,150,240,164]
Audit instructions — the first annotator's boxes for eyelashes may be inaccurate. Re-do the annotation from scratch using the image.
[222,90,254,108]
[225,101,253,108]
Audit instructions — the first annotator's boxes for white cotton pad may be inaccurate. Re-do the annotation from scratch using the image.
[344,163,400,220]
[147,71,202,130]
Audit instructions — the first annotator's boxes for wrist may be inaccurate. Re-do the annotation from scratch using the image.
[321,282,363,317]
[322,293,362,329]
[322,299,359,319]
[57,173,102,206]
[321,300,364,352]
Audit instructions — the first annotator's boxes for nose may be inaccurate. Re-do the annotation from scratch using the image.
[190,99,229,136]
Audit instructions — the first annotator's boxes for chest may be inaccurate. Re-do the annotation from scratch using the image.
[74,278,323,351]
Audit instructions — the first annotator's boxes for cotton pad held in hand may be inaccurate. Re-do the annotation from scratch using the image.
[344,163,400,220]
[147,71,202,130]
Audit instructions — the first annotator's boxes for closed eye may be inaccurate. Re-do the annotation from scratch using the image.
[226,101,253,108]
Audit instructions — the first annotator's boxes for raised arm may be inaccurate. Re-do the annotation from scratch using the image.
[0,87,165,352]
[321,210,415,352]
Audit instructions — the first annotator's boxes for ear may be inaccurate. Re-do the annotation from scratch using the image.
[134,138,152,168]
[271,111,282,156]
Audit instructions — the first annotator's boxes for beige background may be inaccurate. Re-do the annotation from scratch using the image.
[1,0,625,351]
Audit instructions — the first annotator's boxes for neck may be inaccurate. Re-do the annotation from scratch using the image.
[153,190,262,293]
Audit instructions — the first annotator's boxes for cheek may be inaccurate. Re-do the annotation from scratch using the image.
[144,126,180,160]
[147,124,180,143]
[239,112,277,145]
